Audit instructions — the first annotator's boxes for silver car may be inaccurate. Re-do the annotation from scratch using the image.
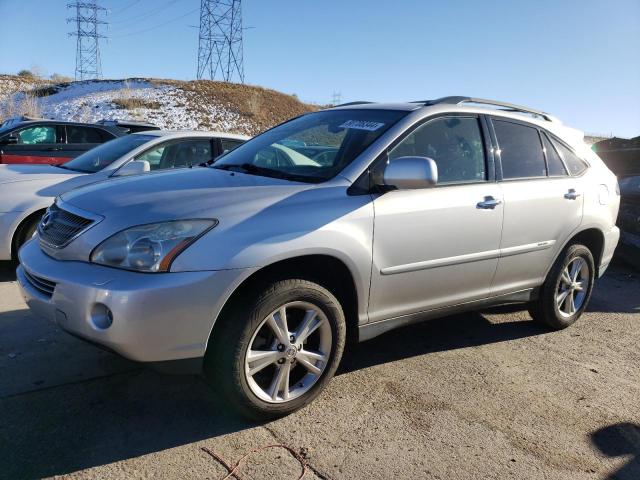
[0,131,248,260]
[17,97,620,419]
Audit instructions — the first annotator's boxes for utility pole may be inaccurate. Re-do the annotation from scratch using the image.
[332,91,342,106]
[197,0,245,83]
[67,1,107,80]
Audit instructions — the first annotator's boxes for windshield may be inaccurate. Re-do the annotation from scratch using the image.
[0,120,20,133]
[61,134,155,173]
[213,109,408,182]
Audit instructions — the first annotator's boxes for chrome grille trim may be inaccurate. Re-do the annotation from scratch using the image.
[23,269,56,298]
[38,202,95,249]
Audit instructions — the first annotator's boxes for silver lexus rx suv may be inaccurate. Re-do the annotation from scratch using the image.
[17,97,620,418]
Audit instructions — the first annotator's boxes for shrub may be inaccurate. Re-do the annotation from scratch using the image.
[112,97,161,110]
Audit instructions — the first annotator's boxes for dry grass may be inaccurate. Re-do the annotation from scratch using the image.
[160,78,317,135]
[111,97,161,110]
[111,79,161,111]
[1,93,42,122]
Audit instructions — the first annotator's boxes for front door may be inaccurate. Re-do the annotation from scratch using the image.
[368,115,503,322]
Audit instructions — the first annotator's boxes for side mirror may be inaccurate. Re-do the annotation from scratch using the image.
[116,159,150,176]
[0,134,18,145]
[383,156,438,190]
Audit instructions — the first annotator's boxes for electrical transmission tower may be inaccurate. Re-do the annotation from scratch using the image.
[197,0,245,83]
[67,1,107,80]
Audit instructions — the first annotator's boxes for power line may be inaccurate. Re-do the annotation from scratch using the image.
[110,6,199,38]
[197,0,245,83]
[108,0,141,17]
[67,1,108,80]
[109,0,179,26]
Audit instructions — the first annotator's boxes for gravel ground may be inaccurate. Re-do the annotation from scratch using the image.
[0,260,638,480]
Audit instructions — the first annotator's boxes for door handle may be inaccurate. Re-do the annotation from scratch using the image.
[46,147,62,151]
[564,189,581,200]
[476,196,502,209]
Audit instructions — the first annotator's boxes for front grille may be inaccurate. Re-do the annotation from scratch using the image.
[23,269,56,298]
[38,203,94,249]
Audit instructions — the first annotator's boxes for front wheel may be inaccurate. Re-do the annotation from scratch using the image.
[528,243,595,329]
[204,278,346,419]
[12,215,41,260]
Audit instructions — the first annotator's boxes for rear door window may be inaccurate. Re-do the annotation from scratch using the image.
[551,138,589,176]
[220,138,243,154]
[66,126,105,144]
[493,120,547,179]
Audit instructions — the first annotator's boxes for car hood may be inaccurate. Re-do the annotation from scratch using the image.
[0,164,82,185]
[61,167,314,222]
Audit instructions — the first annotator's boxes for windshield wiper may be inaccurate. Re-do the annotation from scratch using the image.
[213,163,312,182]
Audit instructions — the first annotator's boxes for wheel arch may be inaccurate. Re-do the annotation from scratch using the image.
[11,207,47,260]
[551,227,605,278]
[206,253,362,355]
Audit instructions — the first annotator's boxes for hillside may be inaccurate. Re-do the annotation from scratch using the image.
[0,74,316,136]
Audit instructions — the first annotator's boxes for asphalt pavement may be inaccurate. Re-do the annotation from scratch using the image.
[0,259,638,479]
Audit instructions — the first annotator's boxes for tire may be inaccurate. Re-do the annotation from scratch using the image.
[12,215,41,260]
[204,278,346,420]
[528,243,595,330]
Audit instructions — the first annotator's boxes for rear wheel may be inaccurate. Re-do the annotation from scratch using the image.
[204,278,346,419]
[528,243,595,329]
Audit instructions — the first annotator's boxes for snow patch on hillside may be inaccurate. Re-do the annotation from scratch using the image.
[1,79,253,134]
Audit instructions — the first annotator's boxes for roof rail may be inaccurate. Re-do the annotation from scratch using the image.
[333,101,373,107]
[416,96,559,122]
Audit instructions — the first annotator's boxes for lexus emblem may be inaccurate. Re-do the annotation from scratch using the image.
[40,211,54,231]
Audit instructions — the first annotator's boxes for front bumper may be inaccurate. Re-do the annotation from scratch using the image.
[17,239,255,366]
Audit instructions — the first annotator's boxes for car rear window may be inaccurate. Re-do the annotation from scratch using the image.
[493,120,547,179]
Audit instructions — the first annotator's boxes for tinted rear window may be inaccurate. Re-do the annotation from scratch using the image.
[67,126,105,144]
[494,120,546,179]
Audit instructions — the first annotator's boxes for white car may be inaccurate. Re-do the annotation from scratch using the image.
[0,130,248,260]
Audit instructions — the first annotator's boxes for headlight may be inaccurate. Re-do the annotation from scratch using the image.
[91,219,217,272]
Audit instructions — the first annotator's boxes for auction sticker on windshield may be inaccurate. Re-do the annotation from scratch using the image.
[339,120,385,131]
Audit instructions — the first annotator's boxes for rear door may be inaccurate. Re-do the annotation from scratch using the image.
[0,124,65,164]
[63,125,114,161]
[489,117,584,295]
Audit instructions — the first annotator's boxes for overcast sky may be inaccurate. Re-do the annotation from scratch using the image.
[1,0,638,137]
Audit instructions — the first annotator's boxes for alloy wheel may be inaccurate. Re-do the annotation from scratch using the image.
[556,256,589,318]
[244,301,332,403]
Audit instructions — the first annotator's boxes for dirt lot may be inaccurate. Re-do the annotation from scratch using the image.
[0,259,638,480]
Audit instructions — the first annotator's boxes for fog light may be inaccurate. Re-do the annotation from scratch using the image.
[91,303,113,330]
